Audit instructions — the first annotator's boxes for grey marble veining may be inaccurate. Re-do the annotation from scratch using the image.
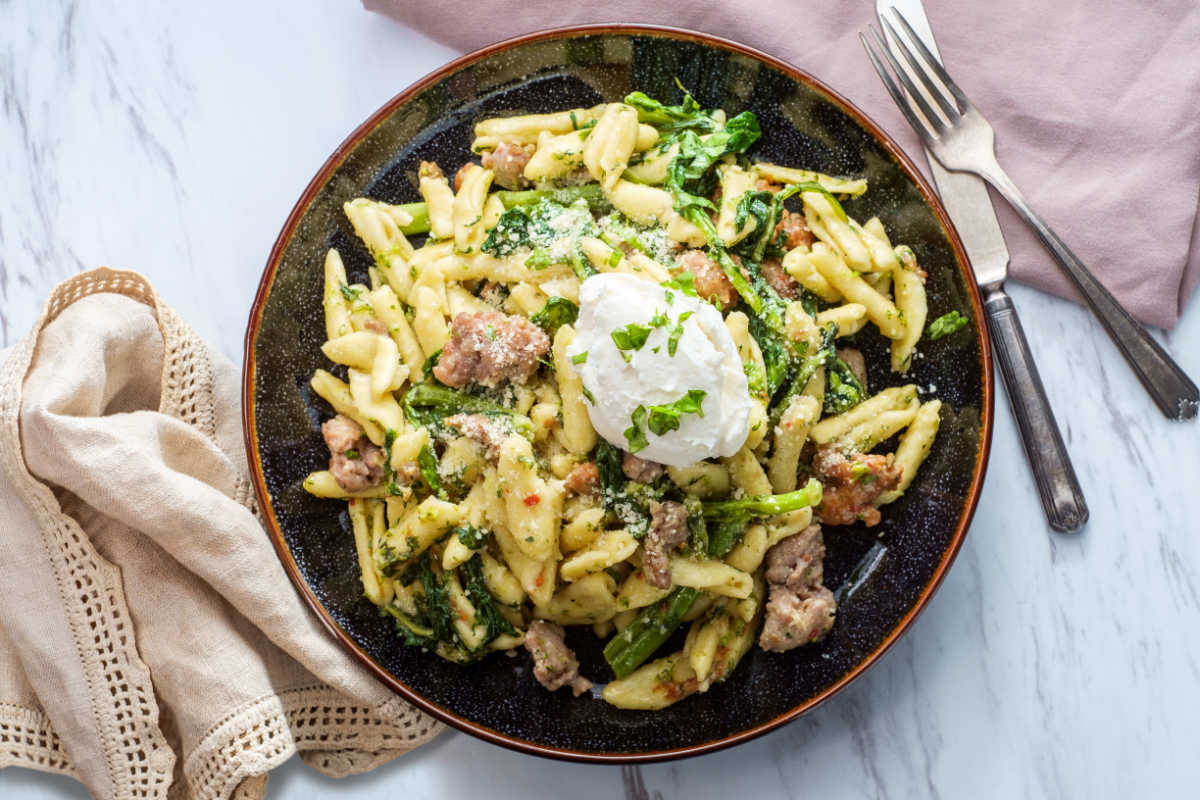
[2,1,1199,798]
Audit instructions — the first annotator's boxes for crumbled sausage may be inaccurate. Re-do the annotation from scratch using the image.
[481,142,533,190]
[758,524,836,652]
[524,620,593,696]
[755,177,782,193]
[622,452,663,483]
[564,461,601,496]
[837,347,867,387]
[676,249,737,310]
[444,413,508,459]
[775,209,814,252]
[643,500,691,589]
[813,448,902,527]
[760,585,837,651]
[433,311,550,389]
[760,258,799,299]
[321,414,386,492]
[763,524,826,590]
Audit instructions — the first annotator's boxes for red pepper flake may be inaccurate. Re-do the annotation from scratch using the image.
[535,573,545,587]
[523,493,541,507]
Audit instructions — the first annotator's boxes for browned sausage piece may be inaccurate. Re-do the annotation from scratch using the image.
[564,461,601,496]
[775,209,814,251]
[433,311,551,389]
[758,524,837,652]
[480,142,533,190]
[621,452,663,483]
[812,448,902,527]
[675,249,738,311]
[321,414,386,492]
[642,500,691,589]
[524,620,593,696]
[760,258,799,299]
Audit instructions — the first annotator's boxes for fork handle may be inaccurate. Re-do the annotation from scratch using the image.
[983,170,1199,420]
[983,284,1089,532]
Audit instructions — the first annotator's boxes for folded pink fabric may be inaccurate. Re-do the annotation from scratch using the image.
[364,0,1200,329]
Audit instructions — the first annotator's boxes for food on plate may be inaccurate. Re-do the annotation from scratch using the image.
[302,86,944,709]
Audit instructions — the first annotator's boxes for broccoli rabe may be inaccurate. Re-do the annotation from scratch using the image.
[603,586,699,678]
[529,296,579,335]
[403,381,535,439]
[703,478,824,557]
[461,554,518,642]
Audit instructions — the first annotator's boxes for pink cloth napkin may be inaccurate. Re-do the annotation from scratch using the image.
[365,0,1200,330]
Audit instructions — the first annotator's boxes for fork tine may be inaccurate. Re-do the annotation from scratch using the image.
[878,14,959,121]
[865,25,947,136]
[860,30,937,143]
[886,8,970,113]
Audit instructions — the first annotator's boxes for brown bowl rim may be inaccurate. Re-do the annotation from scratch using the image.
[242,22,994,763]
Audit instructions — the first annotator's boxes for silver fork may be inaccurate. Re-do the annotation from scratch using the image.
[862,9,1199,421]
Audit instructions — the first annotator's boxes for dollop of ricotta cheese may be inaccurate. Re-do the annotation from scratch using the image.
[568,273,751,466]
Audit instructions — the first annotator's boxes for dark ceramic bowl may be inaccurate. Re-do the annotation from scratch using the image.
[243,24,993,762]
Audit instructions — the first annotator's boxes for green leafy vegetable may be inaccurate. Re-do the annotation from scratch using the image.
[702,479,824,557]
[747,313,791,398]
[646,389,706,436]
[530,296,579,335]
[928,310,968,341]
[603,586,699,678]
[611,322,652,359]
[403,381,535,439]
[595,439,652,537]
[667,311,693,356]
[481,198,598,259]
[623,82,718,134]
[454,524,489,550]
[624,405,649,453]
[661,271,698,297]
[382,429,404,496]
[418,442,444,499]
[417,553,455,644]
[461,554,518,642]
[823,354,868,415]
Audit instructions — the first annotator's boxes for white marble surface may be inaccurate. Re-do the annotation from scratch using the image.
[3,1,1199,798]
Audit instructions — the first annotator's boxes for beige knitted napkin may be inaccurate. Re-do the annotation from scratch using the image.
[0,269,442,800]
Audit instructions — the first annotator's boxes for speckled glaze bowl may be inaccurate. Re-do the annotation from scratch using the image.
[243,25,994,762]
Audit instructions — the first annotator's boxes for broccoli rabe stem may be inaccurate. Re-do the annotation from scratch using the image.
[703,478,824,557]
[702,478,824,521]
[396,185,608,237]
[403,382,535,439]
[603,586,699,678]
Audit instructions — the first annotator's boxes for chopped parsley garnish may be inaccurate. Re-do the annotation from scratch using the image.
[661,271,698,297]
[667,311,693,356]
[338,283,363,302]
[581,385,595,404]
[927,310,969,341]
[611,322,652,361]
[571,350,588,365]
[646,389,706,436]
[624,405,650,452]
[343,448,359,460]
